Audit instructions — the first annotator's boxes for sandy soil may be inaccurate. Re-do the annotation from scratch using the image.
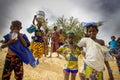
[0,48,120,80]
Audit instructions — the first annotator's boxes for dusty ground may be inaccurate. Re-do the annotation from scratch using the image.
[0,48,120,80]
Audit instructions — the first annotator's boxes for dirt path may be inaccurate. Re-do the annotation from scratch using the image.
[0,49,120,80]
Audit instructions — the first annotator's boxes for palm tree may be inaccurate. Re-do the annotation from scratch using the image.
[55,16,84,43]
[42,18,49,31]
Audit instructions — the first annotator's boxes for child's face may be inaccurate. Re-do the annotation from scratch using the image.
[11,23,21,32]
[111,36,115,40]
[117,40,120,47]
[87,27,98,39]
[37,22,42,28]
[54,27,57,31]
[68,34,74,44]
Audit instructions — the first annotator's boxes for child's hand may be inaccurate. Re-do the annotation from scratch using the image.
[34,15,37,19]
[9,38,17,44]
[1,39,17,48]
[111,53,116,57]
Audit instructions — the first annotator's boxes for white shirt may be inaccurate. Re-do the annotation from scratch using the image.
[77,38,109,71]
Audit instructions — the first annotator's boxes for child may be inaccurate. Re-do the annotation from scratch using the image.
[109,36,117,53]
[29,15,45,63]
[57,30,81,80]
[77,22,114,80]
[44,28,50,57]
[59,29,65,47]
[1,20,36,80]
[49,26,60,58]
[111,38,120,74]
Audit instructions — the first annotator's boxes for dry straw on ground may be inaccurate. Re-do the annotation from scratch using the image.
[0,48,120,80]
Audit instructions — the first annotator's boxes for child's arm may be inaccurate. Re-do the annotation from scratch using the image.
[32,15,37,25]
[18,33,29,47]
[1,39,17,48]
[104,61,114,80]
[56,46,68,60]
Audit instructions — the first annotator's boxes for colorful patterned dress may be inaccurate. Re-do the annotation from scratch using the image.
[59,34,65,47]
[44,33,49,55]
[77,38,110,80]
[57,44,81,72]
[51,31,60,52]
[31,29,45,59]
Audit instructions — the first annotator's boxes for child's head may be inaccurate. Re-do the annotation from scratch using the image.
[66,30,75,44]
[111,36,116,40]
[37,22,42,29]
[10,20,22,32]
[59,29,63,34]
[82,22,99,39]
[117,38,120,47]
[53,26,57,31]
[45,28,49,33]
[86,25,98,39]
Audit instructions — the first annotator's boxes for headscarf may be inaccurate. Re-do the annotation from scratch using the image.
[82,21,103,28]
[66,30,75,35]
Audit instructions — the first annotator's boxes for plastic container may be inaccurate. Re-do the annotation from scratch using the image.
[27,24,36,33]
[11,32,18,40]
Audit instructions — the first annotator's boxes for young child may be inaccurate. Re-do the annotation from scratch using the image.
[111,38,120,74]
[1,20,36,80]
[59,29,65,47]
[109,36,117,52]
[49,26,60,58]
[77,22,114,80]
[57,30,81,80]
[29,15,45,63]
[44,28,50,57]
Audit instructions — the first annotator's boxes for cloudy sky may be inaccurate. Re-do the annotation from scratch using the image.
[0,0,120,45]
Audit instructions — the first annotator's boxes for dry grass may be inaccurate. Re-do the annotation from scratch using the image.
[0,48,120,80]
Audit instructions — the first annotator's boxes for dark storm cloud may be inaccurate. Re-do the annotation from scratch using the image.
[99,0,120,37]
[0,0,19,35]
[100,0,120,16]
[0,0,11,34]
[71,0,120,38]
[0,0,120,42]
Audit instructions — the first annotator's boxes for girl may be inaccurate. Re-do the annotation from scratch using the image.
[57,30,81,80]
[77,22,114,80]
[59,29,65,47]
[44,28,50,57]
[49,26,60,58]
[30,15,45,63]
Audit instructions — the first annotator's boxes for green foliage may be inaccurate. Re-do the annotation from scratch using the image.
[55,16,84,43]
[41,16,84,43]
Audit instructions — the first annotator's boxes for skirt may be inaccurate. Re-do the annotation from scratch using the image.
[30,42,44,59]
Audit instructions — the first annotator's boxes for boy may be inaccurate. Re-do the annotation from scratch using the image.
[1,20,36,80]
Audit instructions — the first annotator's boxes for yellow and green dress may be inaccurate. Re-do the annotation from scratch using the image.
[30,29,45,59]
[57,44,81,73]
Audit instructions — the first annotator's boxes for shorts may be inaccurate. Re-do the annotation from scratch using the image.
[64,68,78,74]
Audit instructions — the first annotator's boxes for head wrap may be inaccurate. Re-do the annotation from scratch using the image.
[66,30,75,35]
[82,21,103,28]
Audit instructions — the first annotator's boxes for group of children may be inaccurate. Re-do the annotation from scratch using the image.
[109,36,120,74]
[0,17,120,80]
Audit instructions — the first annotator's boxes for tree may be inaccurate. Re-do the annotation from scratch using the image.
[54,16,84,44]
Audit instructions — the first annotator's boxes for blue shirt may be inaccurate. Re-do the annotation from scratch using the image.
[109,40,117,52]
[4,33,35,65]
